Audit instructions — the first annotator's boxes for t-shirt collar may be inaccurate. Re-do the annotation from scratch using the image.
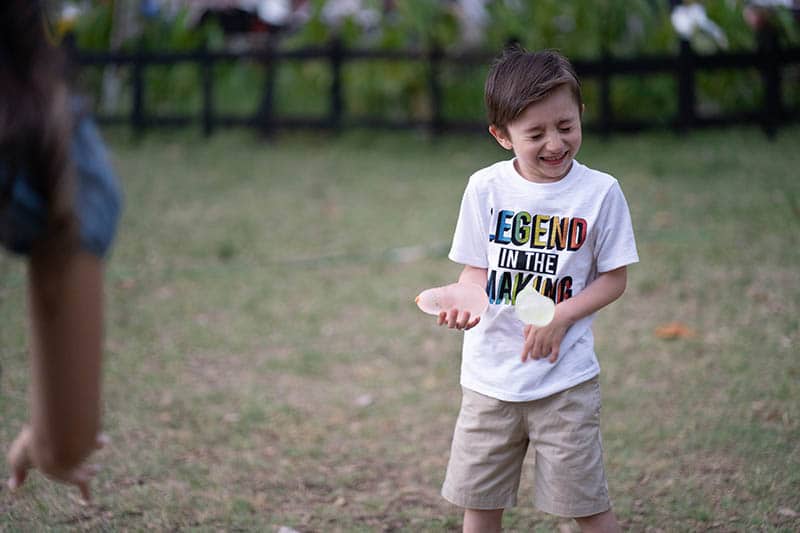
[506,158,583,193]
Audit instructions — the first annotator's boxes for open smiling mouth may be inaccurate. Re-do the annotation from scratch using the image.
[540,152,568,164]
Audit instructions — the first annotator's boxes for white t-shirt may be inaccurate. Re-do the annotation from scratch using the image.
[448,159,639,402]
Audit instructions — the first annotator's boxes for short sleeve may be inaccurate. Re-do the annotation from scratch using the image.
[594,182,639,273]
[448,178,489,268]
[71,114,123,257]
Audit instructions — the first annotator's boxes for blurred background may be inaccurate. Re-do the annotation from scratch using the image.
[2,1,799,531]
[51,0,800,136]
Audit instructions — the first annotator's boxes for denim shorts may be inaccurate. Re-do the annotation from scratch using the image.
[1,100,122,258]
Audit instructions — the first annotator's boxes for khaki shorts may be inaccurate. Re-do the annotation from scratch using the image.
[441,377,611,518]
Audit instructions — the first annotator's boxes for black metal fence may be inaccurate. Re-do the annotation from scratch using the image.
[70,33,800,138]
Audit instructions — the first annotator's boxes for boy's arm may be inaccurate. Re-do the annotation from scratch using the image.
[555,266,627,327]
[438,265,488,330]
[458,265,488,287]
[522,266,627,363]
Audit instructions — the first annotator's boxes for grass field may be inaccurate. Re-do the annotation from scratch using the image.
[1,125,799,532]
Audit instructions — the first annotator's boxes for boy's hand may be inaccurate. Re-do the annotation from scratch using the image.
[7,425,109,504]
[438,308,481,330]
[520,315,568,363]
[519,268,628,364]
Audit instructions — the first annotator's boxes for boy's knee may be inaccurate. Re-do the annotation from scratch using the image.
[574,509,620,533]
[463,508,503,533]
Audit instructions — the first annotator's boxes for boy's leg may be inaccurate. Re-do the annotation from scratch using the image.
[527,378,612,519]
[574,509,620,533]
[463,508,503,533]
[441,388,527,511]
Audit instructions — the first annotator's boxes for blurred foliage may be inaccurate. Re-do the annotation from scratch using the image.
[274,61,330,117]
[136,11,223,114]
[285,0,460,49]
[73,5,224,51]
[345,61,431,121]
[483,0,675,58]
[72,1,114,51]
[73,5,225,114]
[68,0,800,125]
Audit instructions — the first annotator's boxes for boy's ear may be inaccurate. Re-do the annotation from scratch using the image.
[489,125,513,150]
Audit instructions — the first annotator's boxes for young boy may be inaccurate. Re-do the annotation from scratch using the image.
[436,48,638,532]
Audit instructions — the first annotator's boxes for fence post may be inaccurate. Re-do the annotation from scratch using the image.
[428,40,443,136]
[257,39,277,137]
[599,47,613,138]
[200,43,214,137]
[676,39,695,132]
[757,27,781,139]
[329,37,343,132]
[131,38,146,136]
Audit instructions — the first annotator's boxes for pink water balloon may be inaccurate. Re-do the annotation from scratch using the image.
[415,282,489,317]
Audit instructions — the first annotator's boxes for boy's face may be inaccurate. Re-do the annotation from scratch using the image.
[489,84,582,184]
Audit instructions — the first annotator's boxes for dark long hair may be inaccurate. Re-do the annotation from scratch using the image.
[0,0,76,252]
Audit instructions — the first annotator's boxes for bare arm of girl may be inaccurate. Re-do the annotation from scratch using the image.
[7,250,107,502]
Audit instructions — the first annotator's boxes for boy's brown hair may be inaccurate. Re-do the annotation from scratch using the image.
[485,47,582,133]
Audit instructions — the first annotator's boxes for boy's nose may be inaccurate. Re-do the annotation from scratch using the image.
[544,135,564,152]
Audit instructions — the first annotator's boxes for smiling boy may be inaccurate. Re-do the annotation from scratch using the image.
[434,48,639,532]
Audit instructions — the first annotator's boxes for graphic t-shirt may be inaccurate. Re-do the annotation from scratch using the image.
[448,159,639,402]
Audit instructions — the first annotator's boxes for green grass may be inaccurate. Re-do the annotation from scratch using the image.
[1,125,799,531]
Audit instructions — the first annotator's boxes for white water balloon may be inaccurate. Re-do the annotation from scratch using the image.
[514,289,555,326]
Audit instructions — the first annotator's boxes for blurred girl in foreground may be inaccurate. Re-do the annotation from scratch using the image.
[1,0,121,502]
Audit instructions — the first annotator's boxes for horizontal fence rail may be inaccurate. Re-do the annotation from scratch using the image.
[69,35,800,138]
